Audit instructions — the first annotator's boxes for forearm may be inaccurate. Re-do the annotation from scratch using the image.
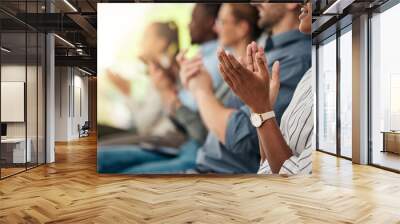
[193,90,234,144]
[157,86,207,143]
[258,137,266,163]
[257,118,293,173]
[174,105,208,144]
[158,88,180,112]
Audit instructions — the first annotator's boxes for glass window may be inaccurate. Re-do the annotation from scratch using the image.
[317,37,337,154]
[27,31,39,169]
[38,32,46,165]
[0,1,46,179]
[339,29,352,158]
[1,31,28,178]
[371,3,400,171]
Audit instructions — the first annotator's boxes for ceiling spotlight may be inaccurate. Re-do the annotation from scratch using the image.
[54,34,75,48]
[1,47,11,53]
[78,67,93,76]
[63,0,78,12]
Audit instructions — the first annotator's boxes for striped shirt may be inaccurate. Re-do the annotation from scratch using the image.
[258,69,314,175]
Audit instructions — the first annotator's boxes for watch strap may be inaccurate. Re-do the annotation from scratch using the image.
[259,111,275,122]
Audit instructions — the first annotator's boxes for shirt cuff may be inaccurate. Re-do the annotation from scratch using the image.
[278,156,300,175]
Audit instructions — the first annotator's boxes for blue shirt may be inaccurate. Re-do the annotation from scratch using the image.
[178,40,223,111]
[196,30,311,173]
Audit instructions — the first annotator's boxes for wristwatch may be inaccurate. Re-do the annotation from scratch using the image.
[250,111,275,128]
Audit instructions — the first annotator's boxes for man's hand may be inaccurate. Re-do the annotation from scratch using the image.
[176,50,233,144]
[107,69,131,96]
[217,42,280,113]
[176,51,213,95]
[187,67,213,96]
[177,51,203,88]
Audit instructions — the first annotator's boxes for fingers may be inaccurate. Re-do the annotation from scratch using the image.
[251,42,259,73]
[227,54,245,81]
[218,63,234,88]
[246,44,254,72]
[255,51,269,79]
[176,49,188,65]
[107,69,118,77]
[183,57,203,68]
[218,50,237,89]
[180,67,200,88]
[184,66,201,86]
[218,50,242,86]
[179,57,203,88]
[258,46,269,74]
[218,49,235,72]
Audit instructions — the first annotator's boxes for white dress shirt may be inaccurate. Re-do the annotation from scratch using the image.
[258,69,314,175]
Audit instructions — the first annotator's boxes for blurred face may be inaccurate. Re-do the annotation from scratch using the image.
[299,2,312,34]
[215,4,245,47]
[189,5,214,44]
[139,25,167,63]
[254,3,286,30]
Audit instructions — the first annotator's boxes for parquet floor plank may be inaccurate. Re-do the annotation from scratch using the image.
[0,135,400,223]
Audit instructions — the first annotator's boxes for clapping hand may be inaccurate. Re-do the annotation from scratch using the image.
[217,42,280,113]
[107,69,131,96]
[176,51,213,95]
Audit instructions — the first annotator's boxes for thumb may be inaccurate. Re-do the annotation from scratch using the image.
[269,61,281,107]
[271,61,280,83]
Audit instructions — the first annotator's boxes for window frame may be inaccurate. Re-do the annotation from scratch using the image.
[314,22,353,161]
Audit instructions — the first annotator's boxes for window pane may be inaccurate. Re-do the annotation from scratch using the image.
[371,3,400,171]
[318,38,337,154]
[340,30,352,158]
[38,33,46,165]
[27,31,38,169]
[1,31,28,177]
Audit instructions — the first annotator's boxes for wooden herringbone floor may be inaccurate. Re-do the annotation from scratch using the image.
[1,135,400,224]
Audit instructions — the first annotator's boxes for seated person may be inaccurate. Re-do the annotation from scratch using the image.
[180,3,311,173]
[181,3,223,111]
[99,3,261,174]
[98,4,222,174]
[217,0,313,175]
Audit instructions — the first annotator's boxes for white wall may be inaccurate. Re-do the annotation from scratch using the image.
[55,66,69,141]
[1,65,26,139]
[1,65,37,138]
[55,67,89,141]
[1,63,46,164]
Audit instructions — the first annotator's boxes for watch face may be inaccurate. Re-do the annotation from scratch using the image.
[251,114,262,127]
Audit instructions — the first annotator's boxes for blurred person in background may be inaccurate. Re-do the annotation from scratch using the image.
[99,22,179,140]
[101,22,183,142]
[179,3,223,111]
[177,3,263,173]
[98,4,223,174]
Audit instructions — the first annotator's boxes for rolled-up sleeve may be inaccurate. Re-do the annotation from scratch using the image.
[224,106,259,154]
[278,146,313,175]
